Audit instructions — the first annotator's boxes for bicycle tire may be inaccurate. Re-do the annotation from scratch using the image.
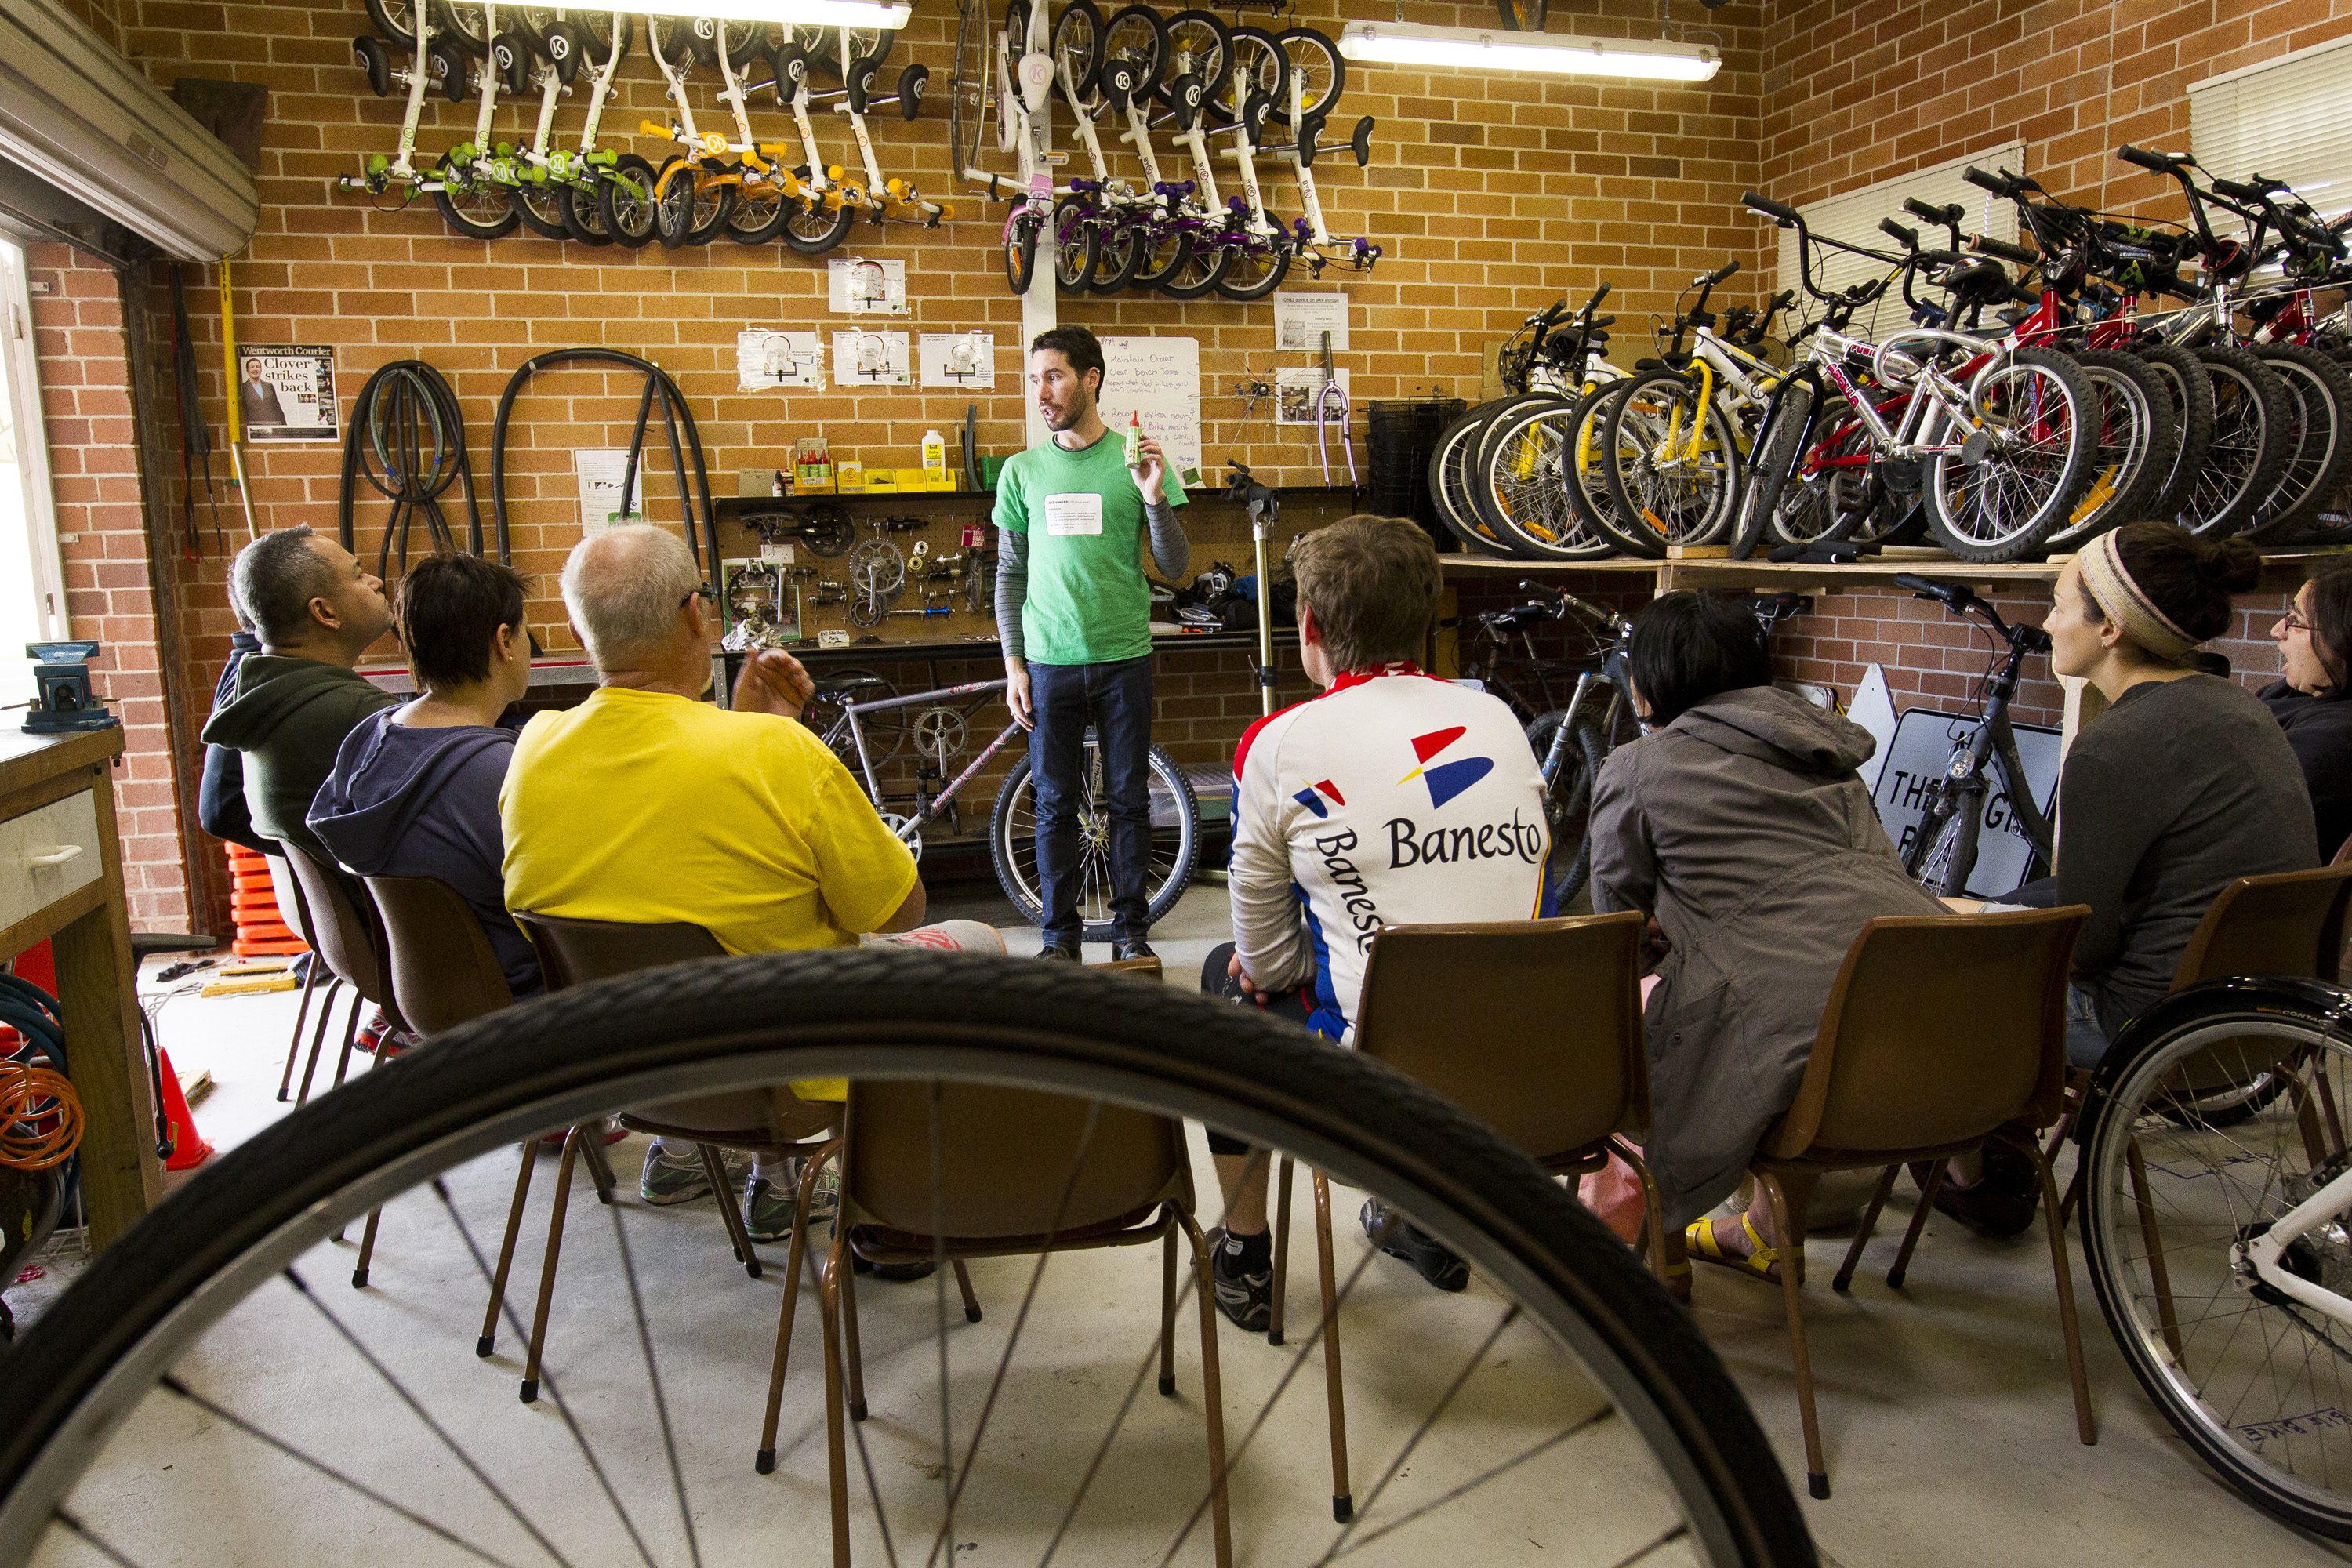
[724,176,794,244]
[1050,0,1103,98]
[595,152,659,247]
[1732,382,1814,559]
[990,742,1200,942]
[2129,341,2214,521]
[2078,984,2352,1541]
[654,160,733,249]
[1270,27,1342,125]
[1428,403,1521,557]
[1003,209,1041,293]
[644,13,702,68]
[1900,779,1980,898]
[1210,26,1286,124]
[1158,9,1231,106]
[2176,343,2291,539]
[1087,220,1149,293]
[1597,371,1741,557]
[782,192,855,255]
[2042,347,2179,552]
[558,176,612,245]
[430,0,491,57]
[2243,344,2352,543]
[1129,222,1192,290]
[1523,710,1608,906]
[1051,195,1100,292]
[1497,0,1549,27]
[1156,230,1234,299]
[364,0,424,45]
[1470,389,1572,485]
[1213,235,1291,301]
[432,172,519,240]
[949,0,993,187]
[1923,345,2096,563]
[1475,397,1619,561]
[0,950,1818,1568]
[800,666,906,765]
[1102,3,1167,98]
[510,180,571,241]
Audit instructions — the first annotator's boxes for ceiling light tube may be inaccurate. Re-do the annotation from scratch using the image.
[637,0,913,28]
[1335,21,1721,82]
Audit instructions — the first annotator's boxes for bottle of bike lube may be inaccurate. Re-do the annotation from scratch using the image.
[1123,411,1143,467]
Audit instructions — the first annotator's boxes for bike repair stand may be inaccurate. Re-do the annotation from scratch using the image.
[1225,461,1279,717]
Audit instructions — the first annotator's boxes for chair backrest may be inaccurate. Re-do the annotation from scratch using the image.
[2169,863,2352,990]
[510,911,828,1145]
[1353,913,1647,1164]
[365,874,514,1037]
[262,852,317,951]
[844,1079,1187,1242]
[510,913,728,989]
[1762,906,2089,1160]
[280,841,402,1027]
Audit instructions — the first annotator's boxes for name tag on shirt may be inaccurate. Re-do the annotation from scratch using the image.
[1044,492,1104,536]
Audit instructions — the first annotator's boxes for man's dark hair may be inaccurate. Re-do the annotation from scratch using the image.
[2305,563,2352,697]
[1029,325,1105,388]
[1291,515,1442,672]
[234,525,336,647]
[1628,590,1773,727]
[396,554,530,691]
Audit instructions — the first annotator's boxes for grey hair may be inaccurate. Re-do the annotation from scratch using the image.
[234,525,334,646]
[560,524,700,670]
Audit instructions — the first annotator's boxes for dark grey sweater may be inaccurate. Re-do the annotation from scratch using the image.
[2015,674,2318,1035]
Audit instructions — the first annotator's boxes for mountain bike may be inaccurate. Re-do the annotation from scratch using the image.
[1889,574,2053,898]
[0,954,1819,1568]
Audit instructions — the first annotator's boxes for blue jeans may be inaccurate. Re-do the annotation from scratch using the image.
[2065,981,2112,1070]
[1028,655,1154,946]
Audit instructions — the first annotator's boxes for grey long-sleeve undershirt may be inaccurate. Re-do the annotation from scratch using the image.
[995,495,1187,661]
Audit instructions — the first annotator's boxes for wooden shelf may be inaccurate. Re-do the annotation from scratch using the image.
[1442,543,2352,597]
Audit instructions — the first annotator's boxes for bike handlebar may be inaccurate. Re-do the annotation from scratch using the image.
[1880,216,1918,249]
[1904,197,1964,227]
[1970,234,2039,266]
[1962,165,2013,196]
[1700,258,1740,287]
[2118,143,2184,175]
[1896,573,2054,653]
[1743,191,1800,225]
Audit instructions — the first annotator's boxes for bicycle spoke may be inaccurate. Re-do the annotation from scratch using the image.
[604,1204,701,1568]
[1324,1413,1612,1563]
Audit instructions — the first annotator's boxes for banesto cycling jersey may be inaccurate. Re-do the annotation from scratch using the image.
[1229,662,1552,1042]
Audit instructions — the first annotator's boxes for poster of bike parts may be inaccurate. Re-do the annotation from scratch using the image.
[919,332,996,389]
[827,256,907,315]
[1276,368,1352,426]
[833,330,911,386]
[1097,337,1202,491]
[1873,710,2061,898]
[236,346,337,442]
[574,449,647,537]
[736,330,826,391]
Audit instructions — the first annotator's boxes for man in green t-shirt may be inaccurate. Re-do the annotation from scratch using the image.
[993,325,1190,960]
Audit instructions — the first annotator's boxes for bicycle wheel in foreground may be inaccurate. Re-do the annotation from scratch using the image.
[2079,978,2352,1541]
[0,954,1815,1568]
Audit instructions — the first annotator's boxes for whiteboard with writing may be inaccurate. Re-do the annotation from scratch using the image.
[1097,336,1202,491]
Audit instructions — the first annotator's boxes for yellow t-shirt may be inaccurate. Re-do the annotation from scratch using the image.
[501,687,920,1098]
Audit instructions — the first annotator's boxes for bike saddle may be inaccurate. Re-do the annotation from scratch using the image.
[811,673,887,696]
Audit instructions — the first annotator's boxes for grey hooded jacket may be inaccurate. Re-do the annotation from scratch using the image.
[1588,685,1942,1227]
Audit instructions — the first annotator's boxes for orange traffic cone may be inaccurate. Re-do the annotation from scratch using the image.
[156,1047,213,1171]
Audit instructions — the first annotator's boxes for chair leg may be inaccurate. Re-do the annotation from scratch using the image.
[840,1237,868,1423]
[953,1260,982,1323]
[479,1138,542,1357]
[1608,1136,1670,1287]
[2004,1128,2096,1446]
[1159,1226,1179,1396]
[521,1126,586,1404]
[2057,1156,2088,1231]
[1887,1159,1945,1290]
[1268,1156,1294,1346]
[581,1126,618,1205]
[2288,1075,2332,1168]
[1757,1171,1828,1500]
[1181,1210,1235,1568]
[819,1225,853,1568]
[353,1207,383,1289]
[292,979,346,1108]
[1311,1172,1352,1524]
[2125,1134,2184,1364]
[757,1148,829,1474]
[328,991,366,1091]
[1834,1166,1901,1294]
[699,1144,762,1279]
[275,956,321,1102]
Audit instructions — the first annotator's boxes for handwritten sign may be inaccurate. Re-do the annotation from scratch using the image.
[1097,336,1202,490]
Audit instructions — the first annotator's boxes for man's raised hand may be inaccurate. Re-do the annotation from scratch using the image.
[733,648,815,720]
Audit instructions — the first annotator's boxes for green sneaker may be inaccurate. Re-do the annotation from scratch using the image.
[742,1175,797,1243]
[808,1163,840,1221]
[638,1145,747,1205]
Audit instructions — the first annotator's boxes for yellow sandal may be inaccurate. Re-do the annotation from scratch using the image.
[1683,1213,1781,1283]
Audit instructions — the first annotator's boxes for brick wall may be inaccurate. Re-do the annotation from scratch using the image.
[27,244,192,929]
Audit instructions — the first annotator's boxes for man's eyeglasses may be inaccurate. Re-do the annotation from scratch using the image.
[681,582,712,609]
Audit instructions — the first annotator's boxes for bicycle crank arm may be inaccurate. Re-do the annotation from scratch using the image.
[2242,1163,2352,1331]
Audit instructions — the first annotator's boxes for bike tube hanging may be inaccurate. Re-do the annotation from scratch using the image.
[488,348,720,572]
[339,360,488,576]
[169,268,223,558]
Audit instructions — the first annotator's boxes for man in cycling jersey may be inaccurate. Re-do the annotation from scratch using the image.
[1201,514,1552,1327]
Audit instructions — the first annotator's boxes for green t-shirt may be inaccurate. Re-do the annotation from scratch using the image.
[993,431,1187,666]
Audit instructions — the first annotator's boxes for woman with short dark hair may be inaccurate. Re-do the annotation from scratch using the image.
[309,555,543,997]
[1588,591,1940,1290]
[2263,564,2352,860]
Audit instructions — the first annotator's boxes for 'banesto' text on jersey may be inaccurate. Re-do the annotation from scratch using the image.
[1229,662,1552,1042]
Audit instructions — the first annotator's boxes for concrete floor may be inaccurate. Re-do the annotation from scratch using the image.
[10,881,2348,1566]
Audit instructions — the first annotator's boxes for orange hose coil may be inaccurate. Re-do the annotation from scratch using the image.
[0,1059,82,1171]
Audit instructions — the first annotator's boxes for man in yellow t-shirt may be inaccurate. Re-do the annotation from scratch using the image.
[503,524,1003,1246]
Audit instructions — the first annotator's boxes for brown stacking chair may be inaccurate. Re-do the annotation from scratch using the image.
[782,1076,1230,1568]
[1738,906,2094,1501]
[1262,911,1661,1525]
[265,850,354,1107]
[510,912,841,1406]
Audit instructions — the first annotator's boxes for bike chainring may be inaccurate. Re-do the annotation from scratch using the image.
[913,706,969,762]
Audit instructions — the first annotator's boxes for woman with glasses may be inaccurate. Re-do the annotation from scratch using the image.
[2265,564,2352,860]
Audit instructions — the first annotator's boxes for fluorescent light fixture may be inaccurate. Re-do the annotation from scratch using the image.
[1335,20,1720,82]
[639,0,913,27]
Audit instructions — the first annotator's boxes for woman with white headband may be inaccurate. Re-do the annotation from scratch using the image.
[1939,521,2316,1235]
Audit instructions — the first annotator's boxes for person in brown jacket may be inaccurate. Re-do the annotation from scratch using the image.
[1588,592,1940,1287]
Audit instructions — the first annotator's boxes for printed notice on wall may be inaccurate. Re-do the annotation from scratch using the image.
[238,345,338,441]
[736,329,826,390]
[1272,293,1348,353]
[1097,336,1202,489]
[827,256,908,315]
[833,329,913,386]
[575,449,648,537]
[919,331,997,388]
[1275,368,1351,426]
